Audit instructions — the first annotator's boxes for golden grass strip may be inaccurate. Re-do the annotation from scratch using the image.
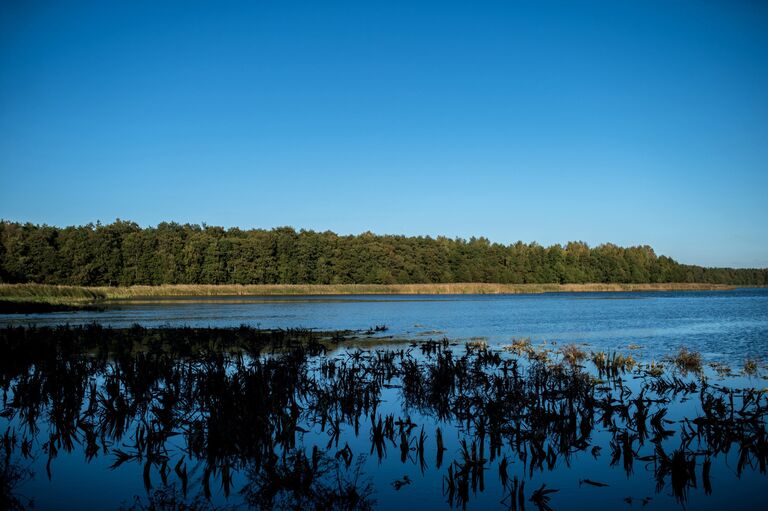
[0,282,746,305]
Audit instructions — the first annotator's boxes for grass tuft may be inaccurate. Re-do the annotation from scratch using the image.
[502,338,533,355]
[560,344,587,365]
[673,348,703,373]
[591,351,635,374]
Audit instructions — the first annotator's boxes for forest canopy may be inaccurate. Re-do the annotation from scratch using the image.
[0,220,765,286]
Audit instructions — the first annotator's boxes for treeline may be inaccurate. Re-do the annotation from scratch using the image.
[0,220,765,286]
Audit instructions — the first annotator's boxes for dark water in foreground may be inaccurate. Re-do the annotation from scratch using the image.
[2,288,768,365]
[1,323,766,511]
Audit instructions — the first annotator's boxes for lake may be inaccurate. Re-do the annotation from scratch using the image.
[1,289,766,510]
[2,288,767,364]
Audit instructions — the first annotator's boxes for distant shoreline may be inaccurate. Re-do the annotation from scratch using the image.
[0,282,761,313]
[98,282,749,297]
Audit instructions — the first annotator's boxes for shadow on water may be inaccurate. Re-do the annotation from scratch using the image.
[0,325,766,510]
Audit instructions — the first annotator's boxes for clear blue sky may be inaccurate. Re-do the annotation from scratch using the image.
[1,1,766,268]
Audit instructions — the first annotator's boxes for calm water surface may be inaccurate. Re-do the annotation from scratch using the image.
[2,289,767,511]
[3,288,767,363]
[1,323,766,511]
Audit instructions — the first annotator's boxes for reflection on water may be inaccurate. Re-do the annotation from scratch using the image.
[2,289,767,365]
[1,325,766,510]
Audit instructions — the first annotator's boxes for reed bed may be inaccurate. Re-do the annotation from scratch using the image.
[0,283,106,302]
[0,281,742,303]
[96,282,745,297]
[0,281,746,313]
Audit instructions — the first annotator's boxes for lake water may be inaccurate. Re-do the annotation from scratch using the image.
[1,289,767,511]
[2,288,767,364]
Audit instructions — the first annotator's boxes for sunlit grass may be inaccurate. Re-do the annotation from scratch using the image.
[0,284,106,304]
[673,348,703,373]
[560,343,587,365]
[744,358,759,375]
[96,282,740,297]
[0,281,740,307]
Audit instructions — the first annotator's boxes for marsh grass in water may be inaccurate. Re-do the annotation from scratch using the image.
[0,325,766,510]
[744,358,759,376]
[672,348,704,374]
[559,344,587,365]
[591,351,636,376]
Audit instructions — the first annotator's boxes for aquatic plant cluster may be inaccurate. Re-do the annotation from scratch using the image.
[0,325,766,510]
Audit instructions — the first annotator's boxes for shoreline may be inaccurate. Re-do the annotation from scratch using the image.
[0,282,760,313]
[103,282,747,297]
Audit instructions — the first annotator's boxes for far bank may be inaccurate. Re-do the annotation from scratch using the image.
[0,282,758,312]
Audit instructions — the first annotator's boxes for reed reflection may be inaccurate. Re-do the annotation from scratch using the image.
[1,325,766,510]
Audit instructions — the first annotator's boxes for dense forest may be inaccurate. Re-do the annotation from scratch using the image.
[0,220,765,286]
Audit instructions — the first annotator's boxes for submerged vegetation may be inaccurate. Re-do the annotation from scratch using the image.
[1,325,765,510]
[1,220,767,286]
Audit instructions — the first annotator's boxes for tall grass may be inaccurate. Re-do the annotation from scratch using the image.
[0,282,742,305]
[0,284,106,304]
[98,282,740,298]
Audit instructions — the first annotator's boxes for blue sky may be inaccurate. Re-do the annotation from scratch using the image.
[1,0,766,268]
